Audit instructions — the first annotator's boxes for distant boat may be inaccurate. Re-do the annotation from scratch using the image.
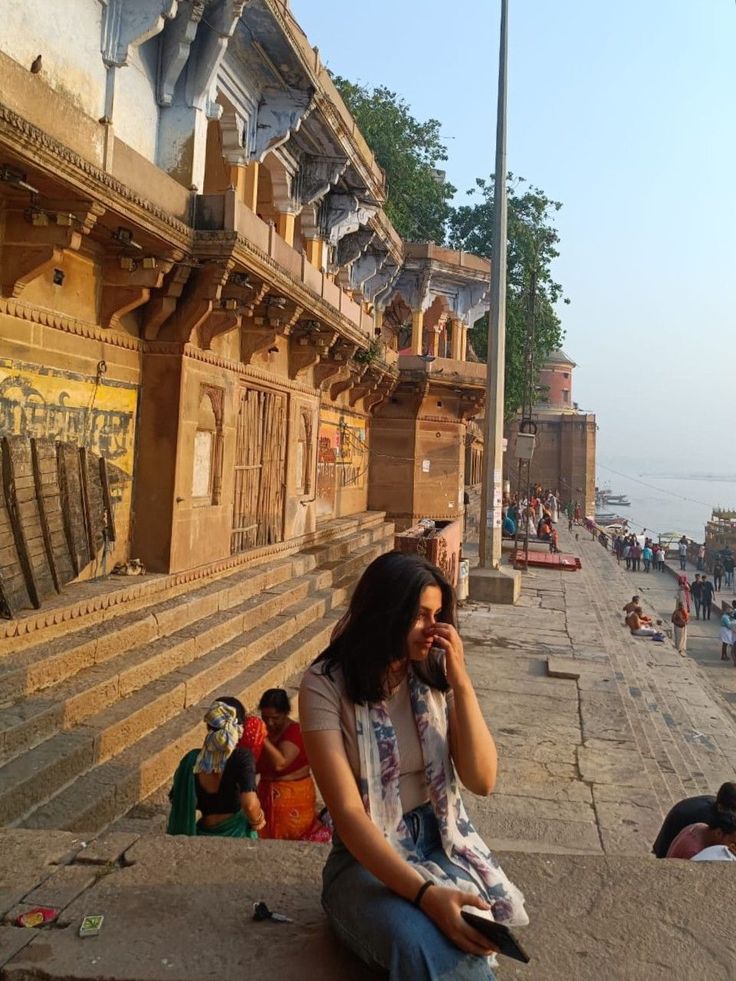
[605,495,630,506]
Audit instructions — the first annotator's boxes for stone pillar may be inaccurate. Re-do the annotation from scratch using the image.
[450,318,464,360]
[276,212,296,247]
[429,326,441,357]
[460,324,469,361]
[410,310,424,355]
[305,238,325,269]
[242,162,259,211]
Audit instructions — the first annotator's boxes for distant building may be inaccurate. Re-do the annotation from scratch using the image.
[504,350,597,514]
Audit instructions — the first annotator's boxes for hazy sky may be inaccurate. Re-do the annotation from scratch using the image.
[290,0,736,474]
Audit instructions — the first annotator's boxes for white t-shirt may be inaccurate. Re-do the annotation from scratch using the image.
[691,845,736,862]
[300,661,436,813]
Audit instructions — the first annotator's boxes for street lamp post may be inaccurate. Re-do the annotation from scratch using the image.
[478,0,509,570]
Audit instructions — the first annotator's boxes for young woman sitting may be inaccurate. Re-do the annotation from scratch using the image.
[299,552,527,981]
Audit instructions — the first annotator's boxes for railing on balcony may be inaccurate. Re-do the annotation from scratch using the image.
[195,191,372,338]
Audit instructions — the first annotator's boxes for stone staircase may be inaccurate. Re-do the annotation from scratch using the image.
[0,511,394,834]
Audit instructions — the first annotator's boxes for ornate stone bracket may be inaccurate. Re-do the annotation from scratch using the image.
[184,0,246,111]
[240,294,302,365]
[335,228,376,271]
[301,155,348,206]
[326,364,355,401]
[288,326,336,380]
[143,263,192,339]
[312,340,357,390]
[157,0,206,106]
[365,257,401,306]
[0,202,105,298]
[252,87,314,162]
[101,0,178,67]
[219,108,247,166]
[323,193,377,246]
[199,302,241,350]
[101,255,176,329]
[158,259,234,343]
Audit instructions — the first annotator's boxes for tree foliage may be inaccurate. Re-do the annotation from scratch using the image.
[448,176,567,419]
[331,76,455,243]
[332,78,567,419]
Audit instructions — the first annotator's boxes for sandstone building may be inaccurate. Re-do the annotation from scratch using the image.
[504,350,596,514]
[0,0,492,617]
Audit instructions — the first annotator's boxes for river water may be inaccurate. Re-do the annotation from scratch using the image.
[595,465,736,543]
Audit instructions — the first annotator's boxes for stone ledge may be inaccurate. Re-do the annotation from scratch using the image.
[1,833,735,980]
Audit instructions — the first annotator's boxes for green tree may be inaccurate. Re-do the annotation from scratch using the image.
[331,76,455,242]
[448,176,567,418]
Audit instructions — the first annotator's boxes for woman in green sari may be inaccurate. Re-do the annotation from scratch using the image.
[167,697,266,838]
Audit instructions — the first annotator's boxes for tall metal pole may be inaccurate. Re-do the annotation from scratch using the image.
[478,0,509,569]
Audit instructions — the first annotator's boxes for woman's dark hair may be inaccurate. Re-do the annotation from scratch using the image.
[258,688,291,713]
[214,695,245,724]
[315,551,455,704]
[707,807,736,835]
[715,782,736,811]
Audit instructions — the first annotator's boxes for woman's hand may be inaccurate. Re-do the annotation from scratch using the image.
[420,885,499,957]
[428,623,470,691]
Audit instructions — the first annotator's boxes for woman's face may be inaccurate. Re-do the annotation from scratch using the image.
[261,707,288,739]
[406,584,444,662]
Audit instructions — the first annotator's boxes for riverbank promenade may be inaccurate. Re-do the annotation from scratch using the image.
[2,528,736,981]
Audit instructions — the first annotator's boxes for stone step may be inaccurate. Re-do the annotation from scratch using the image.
[1,527,390,830]
[0,538,385,820]
[0,520,391,708]
[19,613,340,833]
[0,510,388,659]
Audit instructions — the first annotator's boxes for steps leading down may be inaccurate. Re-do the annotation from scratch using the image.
[0,511,394,833]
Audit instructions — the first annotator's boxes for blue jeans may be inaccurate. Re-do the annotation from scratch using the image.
[321,802,497,981]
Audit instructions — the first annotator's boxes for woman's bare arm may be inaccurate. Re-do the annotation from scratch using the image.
[303,728,496,956]
[430,623,497,795]
[240,791,266,831]
[260,738,300,771]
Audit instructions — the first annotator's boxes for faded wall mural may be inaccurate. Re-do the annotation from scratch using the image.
[317,406,367,517]
[0,359,137,476]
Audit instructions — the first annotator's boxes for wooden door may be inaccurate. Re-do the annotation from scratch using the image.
[231,387,286,553]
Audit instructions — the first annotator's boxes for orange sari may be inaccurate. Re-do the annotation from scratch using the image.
[257,775,317,840]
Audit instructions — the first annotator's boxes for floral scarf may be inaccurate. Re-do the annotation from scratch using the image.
[354,669,528,927]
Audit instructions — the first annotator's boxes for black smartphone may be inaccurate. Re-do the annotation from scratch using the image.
[461,911,530,964]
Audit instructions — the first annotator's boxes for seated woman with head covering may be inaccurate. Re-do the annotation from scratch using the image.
[167,697,266,837]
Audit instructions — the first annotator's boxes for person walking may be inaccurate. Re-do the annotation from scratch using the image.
[724,554,734,589]
[701,576,715,621]
[713,558,724,593]
[697,544,706,572]
[642,544,653,573]
[691,575,703,620]
[631,541,642,573]
[676,576,692,617]
[672,600,689,656]
[623,541,631,571]
[678,538,688,571]
[720,610,733,662]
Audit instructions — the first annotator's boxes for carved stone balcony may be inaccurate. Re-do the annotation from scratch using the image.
[195,190,375,339]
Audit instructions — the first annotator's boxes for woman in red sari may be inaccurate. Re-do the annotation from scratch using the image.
[257,688,330,841]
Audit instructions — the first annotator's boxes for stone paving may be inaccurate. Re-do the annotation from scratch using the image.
[467,525,736,858]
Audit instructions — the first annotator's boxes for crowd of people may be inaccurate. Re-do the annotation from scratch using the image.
[501,486,571,554]
[611,533,667,573]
